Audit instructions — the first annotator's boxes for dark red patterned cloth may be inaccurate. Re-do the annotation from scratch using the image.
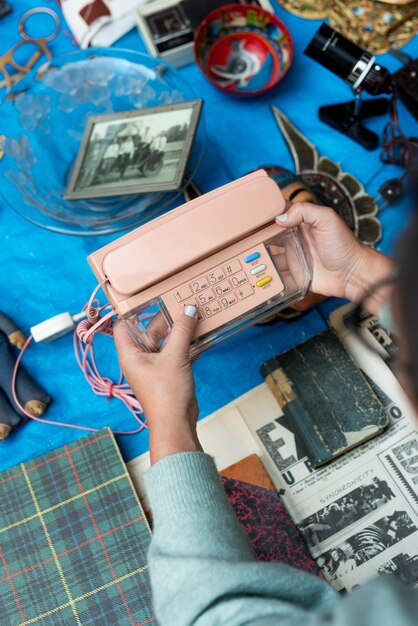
[222,476,319,575]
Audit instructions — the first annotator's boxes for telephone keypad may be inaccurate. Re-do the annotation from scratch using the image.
[164,244,285,332]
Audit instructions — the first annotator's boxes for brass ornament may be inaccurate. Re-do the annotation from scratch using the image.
[329,0,418,54]
[377,0,416,4]
[275,0,331,19]
[270,105,382,247]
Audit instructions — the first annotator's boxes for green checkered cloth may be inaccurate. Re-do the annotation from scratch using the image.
[0,429,157,626]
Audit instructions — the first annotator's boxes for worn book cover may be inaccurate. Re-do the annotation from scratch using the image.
[260,329,389,468]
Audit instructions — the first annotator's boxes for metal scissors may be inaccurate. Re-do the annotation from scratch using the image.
[0,7,60,93]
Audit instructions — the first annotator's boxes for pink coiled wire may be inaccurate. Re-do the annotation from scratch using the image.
[11,280,148,435]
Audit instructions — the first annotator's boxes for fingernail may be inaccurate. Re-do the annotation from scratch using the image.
[184,305,197,318]
[276,213,288,222]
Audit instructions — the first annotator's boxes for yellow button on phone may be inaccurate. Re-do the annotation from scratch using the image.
[256,276,272,287]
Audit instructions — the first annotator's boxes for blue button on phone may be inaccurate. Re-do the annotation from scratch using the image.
[244,252,260,263]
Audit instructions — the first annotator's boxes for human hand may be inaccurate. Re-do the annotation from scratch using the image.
[113,306,202,464]
[276,202,394,313]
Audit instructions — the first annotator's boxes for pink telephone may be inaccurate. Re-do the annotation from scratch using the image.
[88,170,311,356]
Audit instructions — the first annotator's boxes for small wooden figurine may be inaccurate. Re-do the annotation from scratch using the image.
[0,311,50,439]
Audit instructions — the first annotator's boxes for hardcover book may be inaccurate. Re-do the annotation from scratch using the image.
[0,429,156,625]
[260,329,389,468]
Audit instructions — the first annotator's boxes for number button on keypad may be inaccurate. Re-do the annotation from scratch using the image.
[204,301,222,317]
[191,276,210,292]
[196,288,215,305]
[214,281,232,297]
[220,294,238,309]
[208,267,226,284]
[236,283,254,300]
[175,284,193,302]
[230,271,248,288]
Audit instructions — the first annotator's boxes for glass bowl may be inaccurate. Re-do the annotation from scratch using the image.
[0,49,205,235]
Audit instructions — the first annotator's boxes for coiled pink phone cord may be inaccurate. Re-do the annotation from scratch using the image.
[11,280,147,435]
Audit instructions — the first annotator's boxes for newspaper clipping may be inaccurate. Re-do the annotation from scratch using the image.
[236,304,418,592]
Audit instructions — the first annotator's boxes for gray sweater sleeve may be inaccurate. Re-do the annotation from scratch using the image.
[143,452,418,626]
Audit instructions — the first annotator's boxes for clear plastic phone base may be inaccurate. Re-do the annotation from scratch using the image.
[123,228,311,358]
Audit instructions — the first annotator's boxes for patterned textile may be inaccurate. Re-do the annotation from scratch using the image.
[222,476,319,574]
[0,429,156,626]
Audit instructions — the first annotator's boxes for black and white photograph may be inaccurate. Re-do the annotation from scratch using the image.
[299,477,396,547]
[316,548,357,582]
[342,308,398,363]
[378,552,418,587]
[384,436,418,508]
[318,510,417,580]
[65,100,203,200]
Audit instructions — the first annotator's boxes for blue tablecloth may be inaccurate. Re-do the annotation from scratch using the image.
[0,1,416,471]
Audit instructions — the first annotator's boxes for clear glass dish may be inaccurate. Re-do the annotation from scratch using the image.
[0,49,205,235]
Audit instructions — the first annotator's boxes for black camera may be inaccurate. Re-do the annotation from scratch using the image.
[304,24,393,150]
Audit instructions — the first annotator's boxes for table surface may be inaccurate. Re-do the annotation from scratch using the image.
[0,1,416,471]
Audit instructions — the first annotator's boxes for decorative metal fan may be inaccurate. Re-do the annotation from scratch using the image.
[270,105,382,246]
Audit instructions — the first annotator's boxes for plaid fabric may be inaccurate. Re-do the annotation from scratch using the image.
[0,429,157,626]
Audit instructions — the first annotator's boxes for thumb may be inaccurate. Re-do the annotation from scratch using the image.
[275,201,338,231]
[163,305,198,359]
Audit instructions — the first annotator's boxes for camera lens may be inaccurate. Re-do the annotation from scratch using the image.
[362,64,393,95]
[304,23,386,93]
